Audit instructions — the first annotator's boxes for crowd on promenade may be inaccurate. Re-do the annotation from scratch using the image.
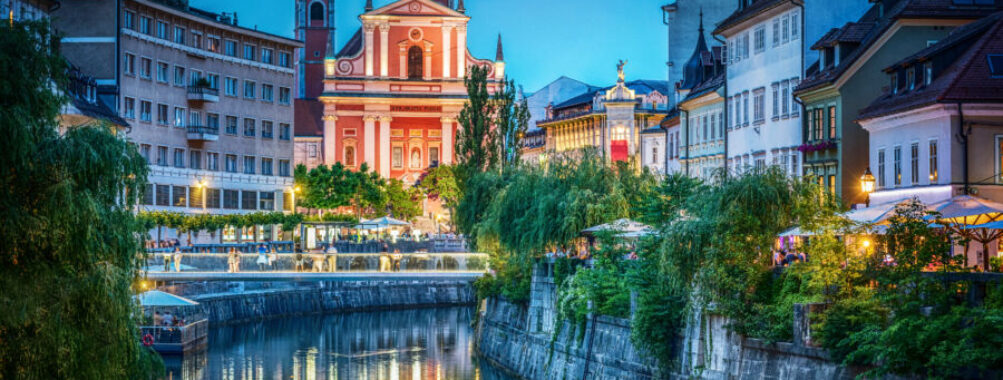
[155,242,416,273]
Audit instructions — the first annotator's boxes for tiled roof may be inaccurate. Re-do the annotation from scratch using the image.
[713,0,794,35]
[796,0,1001,94]
[659,108,681,128]
[550,80,671,111]
[858,12,1003,120]
[641,125,665,134]
[680,73,725,104]
[294,99,324,137]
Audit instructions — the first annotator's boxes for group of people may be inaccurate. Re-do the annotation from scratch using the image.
[227,244,280,272]
[162,246,184,272]
[152,311,185,327]
[378,248,405,272]
[773,249,808,267]
[147,239,181,250]
[544,245,592,260]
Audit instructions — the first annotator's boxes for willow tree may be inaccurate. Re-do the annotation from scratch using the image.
[0,20,160,378]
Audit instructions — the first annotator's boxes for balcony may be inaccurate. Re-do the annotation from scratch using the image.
[186,85,219,103]
[186,124,219,142]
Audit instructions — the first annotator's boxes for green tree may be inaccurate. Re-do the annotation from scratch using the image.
[384,178,423,221]
[0,20,160,378]
[417,164,460,208]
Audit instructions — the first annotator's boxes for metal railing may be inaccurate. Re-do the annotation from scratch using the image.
[186,85,219,97]
[139,319,207,345]
[146,252,491,273]
[186,125,219,136]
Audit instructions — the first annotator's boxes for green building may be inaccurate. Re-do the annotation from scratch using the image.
[794,0,995,206]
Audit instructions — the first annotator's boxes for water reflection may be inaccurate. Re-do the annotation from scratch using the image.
[164,307,512,380]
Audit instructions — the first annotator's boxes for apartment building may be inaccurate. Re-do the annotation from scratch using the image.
[53,0,301,229]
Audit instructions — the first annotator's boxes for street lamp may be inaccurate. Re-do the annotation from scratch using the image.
[286,186,301,213]
[860,168,876,208]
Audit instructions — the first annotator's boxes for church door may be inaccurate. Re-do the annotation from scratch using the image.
[408,46,423,79]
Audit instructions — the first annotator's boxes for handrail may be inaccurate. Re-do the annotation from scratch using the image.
[186,85,219,96]
[186,125,219,135]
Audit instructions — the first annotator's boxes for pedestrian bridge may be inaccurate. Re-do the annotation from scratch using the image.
[144,252,490,282]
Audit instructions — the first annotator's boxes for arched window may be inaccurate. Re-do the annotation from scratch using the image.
[344,146,355,166]
[408,46,423,79]
[310,2,324,21]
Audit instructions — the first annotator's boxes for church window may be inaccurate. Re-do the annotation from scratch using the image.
[408,46,423,79]
[310,2,324,21]
[429,147,440,166]
[392,147,403,168]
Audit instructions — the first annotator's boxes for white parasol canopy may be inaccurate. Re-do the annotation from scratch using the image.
[134,290,199,307]
[355,216,410,230]
[582,218,650,235]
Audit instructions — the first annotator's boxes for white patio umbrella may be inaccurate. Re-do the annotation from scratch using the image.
[928,195,1003,271]
[355,216,410,230]
[134,290,199,307]
[582,218,650,236]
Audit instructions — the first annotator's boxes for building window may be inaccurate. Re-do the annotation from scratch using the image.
[279,124,291,140]
[890,72,898,94]
[189,150,202,170]
[207,36,220,53]
[223,190,239,209]
[124,11,135,30]
[139,58,151,79]
[408,46,423,79]
[910,142,919,185]
[244,81,256,99]
[140,144,151,164]
[261,158,273,176]
[140,16,151,35]
[224,77,237,96]
[828,175,836,194]
[152,184,169,206]
[392,146,403,168]
[241,191,257,210]
[780,80,790,116]
[924,62,934,86]
[171,186,187,207]
[206,188,220,209]
[893,146,902,186]
[790,78,800,116]
[207,152,219,171]
[772,18,781,47]
[156,146,168,166]
[206,113,219,129]
[791,11,799,40]
[262,121,273,139]
[429,146,440,166]
[139,101,152,122]
[929,140,938,184]
[224,40,237,57]
[141,184,154,205]
[279,52,291,68]
[278,160,291,177]
[123,97,135,119]
[771,83,780,118]
[753,88,765,123]
[243,44,256,61]
[279,87,291,105]
[261,84,273,102]
[345,146,356,166]
[244,119,256,137]
[743,92,750,125]
[878,149,886,188]
[172,148,184,168]
[124,53,135,75]
[262,48,273,64]
[173,26,185,45]
[259,192,275,211]
[188,110,200,127]
[225,116,238,135]
[754,26,765,53]
[225,154,237,173]
[828,106,836,139]
[174,66,185,86]
[156,20,167,39]
[906,68,916,91]
[781,15,790,44]
[156,104,168,125]
[243,156,255,174]
[156,62,168,82]
[191,32,202,49]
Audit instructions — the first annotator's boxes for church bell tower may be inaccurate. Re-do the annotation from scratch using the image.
[296,0,336,99]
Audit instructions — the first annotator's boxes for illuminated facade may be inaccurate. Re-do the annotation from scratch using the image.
[536,65,669,163]
[299,0,505,183]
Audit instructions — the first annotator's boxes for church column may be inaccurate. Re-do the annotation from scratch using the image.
[364,23,375,77]
[379,22,390,78]
[442,24,452,79]
[456,25,467,78]
[363,115,377,167]
[379,115,392,177]
[424,43,433,80]
[441,116,455,165]
[398,44,408,79]
[322,115,338,166]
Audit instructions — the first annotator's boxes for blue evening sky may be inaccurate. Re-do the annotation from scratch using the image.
[189,0,669,93]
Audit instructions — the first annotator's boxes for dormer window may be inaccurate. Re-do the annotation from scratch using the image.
[890,72,898,94]
[906,68,915,91]
[924,62,933,85]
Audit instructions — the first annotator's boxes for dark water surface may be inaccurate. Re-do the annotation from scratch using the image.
[164,307,514,380]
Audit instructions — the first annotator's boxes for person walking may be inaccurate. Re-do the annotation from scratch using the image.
[294,250,304,272]
[172,247,183,272]
[227,247,240,273]
[392,249,403,272]
[256,245,269,271]
[268,246,278,271]
[325,244,338,272]
[163,248,173,272]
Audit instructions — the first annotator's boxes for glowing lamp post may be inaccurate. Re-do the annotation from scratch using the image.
[860,168,876,208]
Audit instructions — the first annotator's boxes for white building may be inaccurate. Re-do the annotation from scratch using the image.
[661,0,736,108]
[714,0,868,174]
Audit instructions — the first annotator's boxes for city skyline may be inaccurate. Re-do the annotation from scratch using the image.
[189,0,670,92]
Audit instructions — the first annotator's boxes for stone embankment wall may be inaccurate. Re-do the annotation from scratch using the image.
[475,261,872,380]
[160,280,475,325]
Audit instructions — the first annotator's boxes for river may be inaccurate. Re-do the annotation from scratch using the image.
[163,306,514,380]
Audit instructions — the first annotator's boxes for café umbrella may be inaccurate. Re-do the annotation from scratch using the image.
[581,219,650,236]
[355,216,410,230]
[134,290,199,307]
[927,195,1003,271]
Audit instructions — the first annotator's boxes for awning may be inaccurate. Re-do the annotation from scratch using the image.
[927,195,1003,226]
[134,290,199,307]
[355,216,410,229]
[582,218,651,235]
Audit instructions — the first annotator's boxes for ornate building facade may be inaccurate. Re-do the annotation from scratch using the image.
[296,0,504,182]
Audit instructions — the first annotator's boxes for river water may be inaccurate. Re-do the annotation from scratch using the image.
[164,306,513,380]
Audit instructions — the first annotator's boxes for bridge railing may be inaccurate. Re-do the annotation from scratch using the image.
[146,252,491,273]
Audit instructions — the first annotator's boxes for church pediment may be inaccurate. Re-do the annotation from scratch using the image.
[365,0,468,18]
